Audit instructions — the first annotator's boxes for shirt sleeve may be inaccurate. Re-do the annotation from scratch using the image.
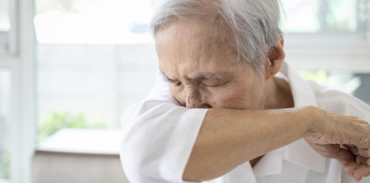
[120,73,208,183]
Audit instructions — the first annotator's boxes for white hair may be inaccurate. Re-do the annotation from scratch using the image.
[150,0,283,74]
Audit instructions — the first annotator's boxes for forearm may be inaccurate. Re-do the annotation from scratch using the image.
[183,106,314,181]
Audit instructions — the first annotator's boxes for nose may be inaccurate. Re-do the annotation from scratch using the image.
[185,87,211,109]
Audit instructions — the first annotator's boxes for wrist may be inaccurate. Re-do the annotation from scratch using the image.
[297,105,322,138]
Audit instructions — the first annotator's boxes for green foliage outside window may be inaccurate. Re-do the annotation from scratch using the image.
[298,70,328,85]
[0,151,10,179]
[38,111,107,142]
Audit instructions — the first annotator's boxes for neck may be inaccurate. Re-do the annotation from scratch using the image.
[263,76,294,110]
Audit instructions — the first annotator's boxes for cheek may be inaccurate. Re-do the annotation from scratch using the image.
[207,78,264,109]
[207,87,249,109]
[169,84,186,106]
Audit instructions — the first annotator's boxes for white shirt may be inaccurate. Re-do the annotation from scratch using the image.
[120,62,370,183]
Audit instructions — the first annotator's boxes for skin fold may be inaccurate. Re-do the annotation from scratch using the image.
[155,17,370,182]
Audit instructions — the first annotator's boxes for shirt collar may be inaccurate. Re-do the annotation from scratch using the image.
[250,62,326,177]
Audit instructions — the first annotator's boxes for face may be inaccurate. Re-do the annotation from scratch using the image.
[156,18,268,110]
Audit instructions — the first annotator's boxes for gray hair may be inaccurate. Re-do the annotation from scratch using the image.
[150,0,283,74]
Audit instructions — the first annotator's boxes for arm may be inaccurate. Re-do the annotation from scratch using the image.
[184,106,370,182]
[184,107,311,181]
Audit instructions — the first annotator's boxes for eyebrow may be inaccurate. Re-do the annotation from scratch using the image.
[161,72,228,81]
[193,73,228,80]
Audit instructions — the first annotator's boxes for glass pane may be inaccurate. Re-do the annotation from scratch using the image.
[298,70,370,106]
[281,0,368,33]
[34,0,154,44]
[37,45,115,142]
[0,0,10,31]
[0,68,11,181]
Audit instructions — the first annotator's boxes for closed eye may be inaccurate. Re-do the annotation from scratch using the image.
[201,78,230,87]
[202,82,226,87]
[168,79,182,86]
[161,74,182,86]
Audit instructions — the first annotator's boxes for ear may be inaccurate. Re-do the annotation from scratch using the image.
[264,38,285,80]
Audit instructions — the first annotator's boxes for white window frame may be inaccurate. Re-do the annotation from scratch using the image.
[0,58,15,183]
[284,32,370,72]
[0,0,18,55]
[0,0,35,182]
[0,32,8,51]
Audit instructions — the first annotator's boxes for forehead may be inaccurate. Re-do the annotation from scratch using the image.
[156,17,236,52]
[155,18,240,77]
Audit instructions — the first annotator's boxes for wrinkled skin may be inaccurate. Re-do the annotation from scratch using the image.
[156,17,370,181]
[305,111,370,182]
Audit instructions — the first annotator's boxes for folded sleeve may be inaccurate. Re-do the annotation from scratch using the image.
[120,73,208,183]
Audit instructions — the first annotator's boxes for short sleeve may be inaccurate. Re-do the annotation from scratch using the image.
[120,73,208,183]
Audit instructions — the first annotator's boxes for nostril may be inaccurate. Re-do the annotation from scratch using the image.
[201,104,212,108]
[185,103,212,109]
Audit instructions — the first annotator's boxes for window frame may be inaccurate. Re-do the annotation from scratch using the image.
[0,60,14,183]
[0,0,18,55]
[0,32,8,48]
[0,0,35,182]
[283,32,370,72]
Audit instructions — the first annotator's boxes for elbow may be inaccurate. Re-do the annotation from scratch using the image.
[182,162,218,182]
[182,172,209,182]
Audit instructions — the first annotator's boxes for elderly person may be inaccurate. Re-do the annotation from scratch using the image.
[120,0,370,182]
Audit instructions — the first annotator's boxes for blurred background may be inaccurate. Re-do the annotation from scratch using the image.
[0,0,370,182]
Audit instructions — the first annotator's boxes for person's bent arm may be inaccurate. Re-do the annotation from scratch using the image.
[120,99,370,183]
[183,107,310,181]
[183,106,370,181]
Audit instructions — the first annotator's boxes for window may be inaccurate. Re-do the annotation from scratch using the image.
[283,0,370,106]
[282,0,370,91]
[0,0,12,182]
[0,0,18,55]
[0,0,35,181]
[35,0,158,135]
[298,70,370,106]
[281,0,369,33]
[0,69,10,182]
[0,0,10,32]
[0,0,10,51]
[34,0,154,44]
[34,0,370,137]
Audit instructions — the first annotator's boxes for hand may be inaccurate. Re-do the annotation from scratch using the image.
[302,107,370,181]
[343,145,370,182]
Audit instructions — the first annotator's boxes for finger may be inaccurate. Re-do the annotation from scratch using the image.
[344,162,363,172]
[358,149,370,158]
[356,156,362,164]
[344,144,360,156]
[355,177,362,182]
[355,137,370,149]
[332,148,356,165]
[356,156,370,166]
[354,165,370,178]
[348,171,354,177]
[360,157,370,167]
